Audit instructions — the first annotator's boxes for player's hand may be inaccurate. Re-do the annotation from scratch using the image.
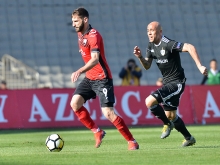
[133,46,142,58]
[71,70,81,83]
[198,65,208,76]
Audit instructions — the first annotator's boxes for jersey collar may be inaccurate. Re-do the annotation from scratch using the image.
[81,24,93,37]
[210,68,219,75]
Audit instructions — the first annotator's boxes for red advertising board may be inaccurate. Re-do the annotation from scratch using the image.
[0,85,219,129]
[112,86,194,125]
[190,85,220,124]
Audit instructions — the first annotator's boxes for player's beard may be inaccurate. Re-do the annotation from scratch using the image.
[75,21,84,32]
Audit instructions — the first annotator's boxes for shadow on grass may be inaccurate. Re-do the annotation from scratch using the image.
[151,145,220,150]
[0,125,160,134]
[0,127,88,134]
[192,146,220,149]
[0,124,218,135]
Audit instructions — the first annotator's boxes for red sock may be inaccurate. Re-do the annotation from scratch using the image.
[75,106,99,133]
[113,116,135,141]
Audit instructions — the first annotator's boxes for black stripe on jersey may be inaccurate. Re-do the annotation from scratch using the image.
[99,54,110,79]
[161,36,170,43]
[91,48,100,53]
[171,42,177,53]
[171,42,183,53]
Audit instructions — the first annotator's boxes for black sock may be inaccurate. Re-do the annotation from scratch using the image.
[149,104,170,125]
[173,116,191,140]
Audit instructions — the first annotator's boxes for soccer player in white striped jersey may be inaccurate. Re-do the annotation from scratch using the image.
[133,21,207,146]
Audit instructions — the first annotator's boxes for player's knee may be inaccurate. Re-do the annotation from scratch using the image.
[145,96,156,108]
[102,108,116,122]
[70,95,84,111]
[145,97,151,108]
[166,112,176,121]
[70,100,78,111]
[170,114,177,121]
[70,99,81,111]
[103,111,110,119]
[167,115,173,121]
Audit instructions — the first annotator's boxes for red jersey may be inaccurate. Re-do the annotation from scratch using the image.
[77,25,112,80]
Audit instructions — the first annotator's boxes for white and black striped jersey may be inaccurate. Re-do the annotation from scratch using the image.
[146,36,185,84]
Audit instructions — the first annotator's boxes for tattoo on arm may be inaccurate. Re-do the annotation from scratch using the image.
[138,56,151,70]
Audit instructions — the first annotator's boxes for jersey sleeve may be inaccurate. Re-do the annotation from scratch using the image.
[168,40,184,53]
[88,29,100,53]
[146,43,153,58]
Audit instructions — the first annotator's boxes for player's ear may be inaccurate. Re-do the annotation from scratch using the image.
[83,17,88,23]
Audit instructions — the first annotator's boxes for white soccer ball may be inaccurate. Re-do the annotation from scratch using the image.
[45,134,64,152]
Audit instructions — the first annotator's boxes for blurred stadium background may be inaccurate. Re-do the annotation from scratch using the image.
[0,0,220,89]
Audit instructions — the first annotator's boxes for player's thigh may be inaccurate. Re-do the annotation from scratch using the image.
[71,78,96,110]
[92,79,115,107]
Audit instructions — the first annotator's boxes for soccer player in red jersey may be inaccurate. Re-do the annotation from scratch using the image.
[70,7,139,150]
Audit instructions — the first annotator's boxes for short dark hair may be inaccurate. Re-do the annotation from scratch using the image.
[72,7,89,19]
[1,80,6,85]
[127,58,137,67]
[127,58,136,64]
[210,59,217,63]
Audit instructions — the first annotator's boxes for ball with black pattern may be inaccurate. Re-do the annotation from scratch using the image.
[45,134,64,152]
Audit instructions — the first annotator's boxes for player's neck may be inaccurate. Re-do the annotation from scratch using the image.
[81,24,90,35]
[154,39,161,45]
[154,36,162,45]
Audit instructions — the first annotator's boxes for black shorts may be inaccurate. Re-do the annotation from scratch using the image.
[73,77,115,107]
[151,79,186,111]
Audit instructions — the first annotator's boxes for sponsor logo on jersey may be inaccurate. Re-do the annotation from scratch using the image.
[176,42,181,49]
[151,49,154,52]
[79,48,86,56]
[160,47,165,56]
[83,39,88,46]
[155,59,168,64]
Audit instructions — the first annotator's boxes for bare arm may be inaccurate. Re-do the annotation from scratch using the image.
[78,52,99,73]
[133,46,153,70]
[71,52,99,82]
[138,56,153,70]
[182,43,208,76]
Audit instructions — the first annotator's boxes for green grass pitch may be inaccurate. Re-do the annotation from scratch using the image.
[0,125,219,165]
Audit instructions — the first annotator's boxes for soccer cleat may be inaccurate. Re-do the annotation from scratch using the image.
[94,130,106,148]
[128,141,139,150]
[182,136,196,147]
[160,122,174,139]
